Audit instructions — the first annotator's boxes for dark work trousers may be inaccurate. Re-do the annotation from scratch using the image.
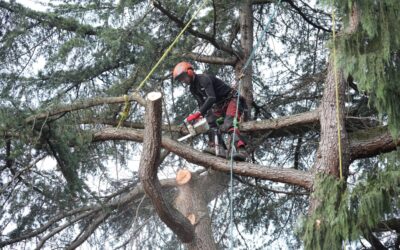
[205,96,247,148]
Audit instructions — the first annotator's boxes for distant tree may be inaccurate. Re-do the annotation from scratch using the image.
[0,0,399,249]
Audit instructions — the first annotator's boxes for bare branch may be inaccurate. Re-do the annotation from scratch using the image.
[152,0,236,56]
[93,127,314,189]
[284,0,331,32]
[240,109,320,133]
[183,52,237,65]
[349,126,400,161]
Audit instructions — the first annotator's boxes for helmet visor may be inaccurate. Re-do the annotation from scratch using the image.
[175,73,191,84]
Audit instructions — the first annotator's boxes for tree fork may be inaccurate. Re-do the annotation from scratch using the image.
[138,92,194,243]
[175,169,219,250]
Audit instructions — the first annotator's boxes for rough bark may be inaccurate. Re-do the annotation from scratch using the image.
[314,58,350,177]
[308,56,350,216]
[311,2,361,179]
[175,170,228,250]
[240,109,320,134]
[183,52,237,66]
[93,127,313,189]
[308,1,360,228]
[237,0,254,118]
[349,126,400,161]
[138,92,194,243]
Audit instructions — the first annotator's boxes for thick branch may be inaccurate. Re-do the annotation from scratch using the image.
[138,92,194,243]
[364,230,388,250]
[93,128,313,189]
[182,52,237,66]
[349,126,400,161]
[240,109,320,133]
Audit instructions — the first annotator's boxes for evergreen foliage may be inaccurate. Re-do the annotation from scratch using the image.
[328,0,400,135]
[302,153,400,249]
[1,0,399,248]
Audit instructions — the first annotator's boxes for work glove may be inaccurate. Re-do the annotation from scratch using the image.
[186,111,202,123]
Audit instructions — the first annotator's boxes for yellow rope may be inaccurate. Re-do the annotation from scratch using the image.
[332,3,343,179]
[135,0,209,91]
[117,0,209,127]
[117,95,131,127]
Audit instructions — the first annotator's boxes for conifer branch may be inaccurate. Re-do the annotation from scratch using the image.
[66,211,111,250]
[25,94,145,123]
[0,178,178,248]
[152,0,237,56]
[284,0,331,33]
[0,1,101,36]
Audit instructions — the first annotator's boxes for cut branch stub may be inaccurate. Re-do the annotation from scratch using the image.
[176,169,192,185]
[187,213,196,225]
[138,92,194,243]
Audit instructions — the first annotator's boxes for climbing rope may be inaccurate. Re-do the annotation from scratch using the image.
[117,0,209,127]
[228,1,282,249]
[331,1,343,179]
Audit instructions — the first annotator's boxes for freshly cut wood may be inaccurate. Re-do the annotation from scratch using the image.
[146,91,162,101]
[176,169,192,185]
[187,213,196,225]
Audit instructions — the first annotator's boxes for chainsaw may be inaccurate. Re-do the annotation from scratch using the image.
[178,117,209,142]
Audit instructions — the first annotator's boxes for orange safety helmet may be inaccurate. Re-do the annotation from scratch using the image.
[173,61,194,81]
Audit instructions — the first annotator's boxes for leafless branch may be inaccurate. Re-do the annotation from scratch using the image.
[152,0,236,56]
[93,127,314,189]
[183,52,237,66]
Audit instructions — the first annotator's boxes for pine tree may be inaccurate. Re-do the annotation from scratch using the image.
[0,0,399,249]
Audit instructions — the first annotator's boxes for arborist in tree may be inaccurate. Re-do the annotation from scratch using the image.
[173,61,249,161]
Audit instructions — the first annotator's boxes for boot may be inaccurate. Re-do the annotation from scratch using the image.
[203,128,227,158]
[232,146,248,161]
[227,131,248,161]
[203,144,226,158]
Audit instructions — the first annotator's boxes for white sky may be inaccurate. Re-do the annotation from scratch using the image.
[16,0,48,11]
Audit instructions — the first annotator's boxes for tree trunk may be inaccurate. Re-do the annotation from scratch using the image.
[309,55,350,215]
[314,58,350,178]
[236,0,254,119]
[138,92,194,243]
[175,169,228,250]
